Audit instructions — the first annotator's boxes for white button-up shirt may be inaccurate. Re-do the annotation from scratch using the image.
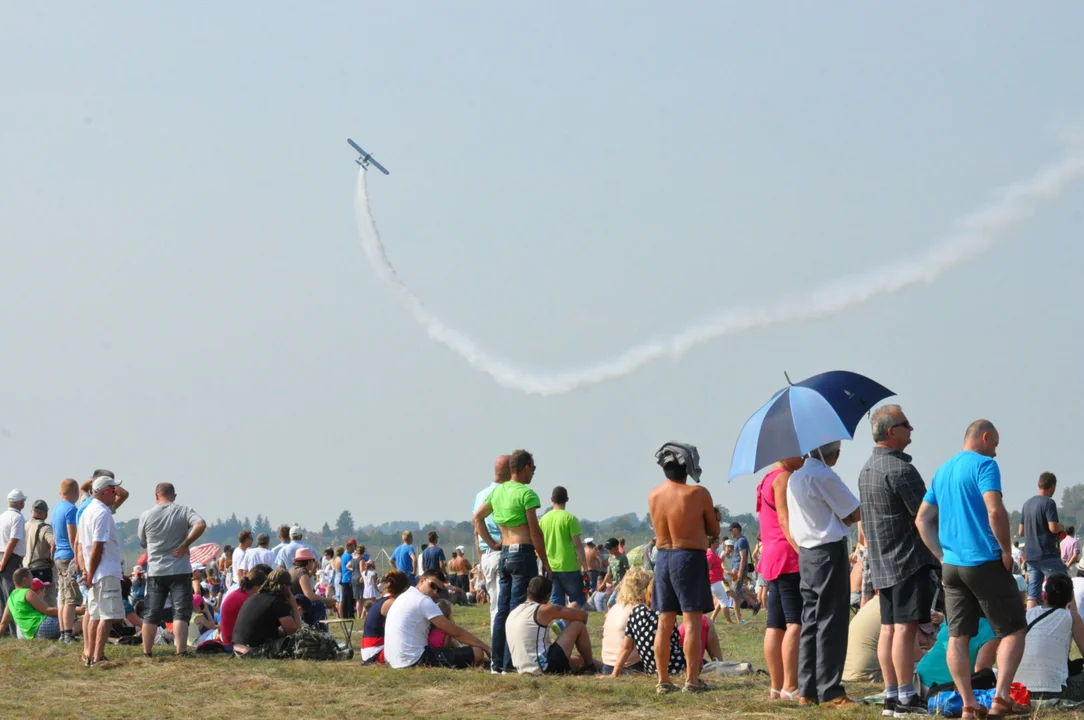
[0,508,26,558]
[786,457,860,549]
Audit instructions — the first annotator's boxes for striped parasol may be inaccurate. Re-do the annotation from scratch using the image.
[188,542,221,568]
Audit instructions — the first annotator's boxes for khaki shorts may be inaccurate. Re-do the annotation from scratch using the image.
[87,575,125,621]
[55,558,82,607]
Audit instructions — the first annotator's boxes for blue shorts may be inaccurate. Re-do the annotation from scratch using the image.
[653,548,713,614]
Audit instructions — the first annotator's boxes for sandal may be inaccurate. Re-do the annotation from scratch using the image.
[682,679,712,693]
[988,696,1027,717]
[656,681,678,695]
[962,706,988,720]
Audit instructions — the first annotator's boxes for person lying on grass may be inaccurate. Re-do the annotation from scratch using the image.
[506,575,600,675]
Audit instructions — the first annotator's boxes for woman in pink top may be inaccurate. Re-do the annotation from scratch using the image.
[756,457,803,701]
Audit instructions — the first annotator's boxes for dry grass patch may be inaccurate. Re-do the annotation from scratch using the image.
[1,606,1081,719]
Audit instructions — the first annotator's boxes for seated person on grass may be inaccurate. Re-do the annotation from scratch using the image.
[916,614,999,693]
[232,569,301,655]
[384,569,491,669]
[604,576,726,680]
[506,576,599,675]
[0,568,60,640]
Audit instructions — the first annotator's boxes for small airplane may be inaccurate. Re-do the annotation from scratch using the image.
[346,138,390,175]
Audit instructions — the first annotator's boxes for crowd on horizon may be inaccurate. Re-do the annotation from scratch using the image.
[2,406,1083,719]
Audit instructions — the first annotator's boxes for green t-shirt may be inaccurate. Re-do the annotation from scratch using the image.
[485,482,541,527]
[609,553,630,586]
[538,509,582,573]
[9,588,46,639]
[916,618,995,688]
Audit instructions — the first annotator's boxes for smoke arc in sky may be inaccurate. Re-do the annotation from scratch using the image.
[354,143,1084,396]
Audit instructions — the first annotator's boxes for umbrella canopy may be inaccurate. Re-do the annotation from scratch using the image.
[188,542,221,568]
[729,370,894,480]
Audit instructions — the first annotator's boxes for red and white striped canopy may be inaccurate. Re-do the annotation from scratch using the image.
[188,542,221,568]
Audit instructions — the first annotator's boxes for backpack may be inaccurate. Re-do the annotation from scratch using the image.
[290,626,344,661]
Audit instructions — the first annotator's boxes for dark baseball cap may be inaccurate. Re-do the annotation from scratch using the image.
[32,499,48,513]
[604,537,620,550]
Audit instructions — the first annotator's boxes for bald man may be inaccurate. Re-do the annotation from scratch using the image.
[474,455,510,629]
[917,419,1025,720]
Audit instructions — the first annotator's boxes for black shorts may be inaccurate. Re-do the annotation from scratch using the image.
[29,566,53,585]
[653,548,713,614]
[341,584,355,619]
[543,642,571,674]
[943,560,1026,639]
[766,572,802,630]
[879,567,934,626]
[144,574,193,624]
[414,645,476,669]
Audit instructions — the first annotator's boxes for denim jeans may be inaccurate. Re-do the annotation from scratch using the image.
[550,571,586,607]
[492,545,539,672]
[1026,556,1067,602]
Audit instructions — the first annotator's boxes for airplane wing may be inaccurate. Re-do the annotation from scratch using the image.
[369,158,390,175]
[346,138,364,154]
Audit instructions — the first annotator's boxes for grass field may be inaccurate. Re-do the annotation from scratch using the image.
[1,605,1079,719]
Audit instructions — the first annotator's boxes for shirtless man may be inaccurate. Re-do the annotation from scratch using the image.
[473,448,550,674]
[453,547,473,594]
[648,442,720,694]
[584,540,601,591]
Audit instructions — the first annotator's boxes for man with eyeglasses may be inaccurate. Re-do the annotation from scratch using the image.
[859,404,936,718]
[384,569,491,669]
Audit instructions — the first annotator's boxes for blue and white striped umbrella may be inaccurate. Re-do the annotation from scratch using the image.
[728,371,895,480]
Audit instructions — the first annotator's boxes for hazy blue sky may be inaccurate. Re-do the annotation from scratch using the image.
[2,3,1082,530]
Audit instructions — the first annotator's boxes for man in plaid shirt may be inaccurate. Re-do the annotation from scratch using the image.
[859,404,937,718]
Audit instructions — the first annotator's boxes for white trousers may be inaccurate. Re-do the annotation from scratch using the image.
[481,550,502,629]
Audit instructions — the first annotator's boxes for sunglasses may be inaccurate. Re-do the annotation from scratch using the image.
[891,421,913,431]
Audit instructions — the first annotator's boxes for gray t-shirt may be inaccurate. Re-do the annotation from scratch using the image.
[1022,494,1060,562]
[137,502,204,576]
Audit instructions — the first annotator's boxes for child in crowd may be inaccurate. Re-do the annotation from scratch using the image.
[362,561,378,600]
[427,600,459,649]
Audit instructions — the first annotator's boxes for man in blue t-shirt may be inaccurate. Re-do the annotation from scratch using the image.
[52,479,81,644]
[729,522,751,578]
[1018,472,1065,609]
[390,531,417,585]
[421,531,446,574]
[916,419,1026,716]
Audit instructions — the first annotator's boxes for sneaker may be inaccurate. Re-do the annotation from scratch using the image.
[883,697,898,717]
[894,695,929,717]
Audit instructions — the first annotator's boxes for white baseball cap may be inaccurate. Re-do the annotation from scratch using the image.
[7,489,26,503]
[91,475,122,494]
[290,525,302,538]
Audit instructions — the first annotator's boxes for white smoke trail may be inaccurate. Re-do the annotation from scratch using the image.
[354,144,1084,396]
